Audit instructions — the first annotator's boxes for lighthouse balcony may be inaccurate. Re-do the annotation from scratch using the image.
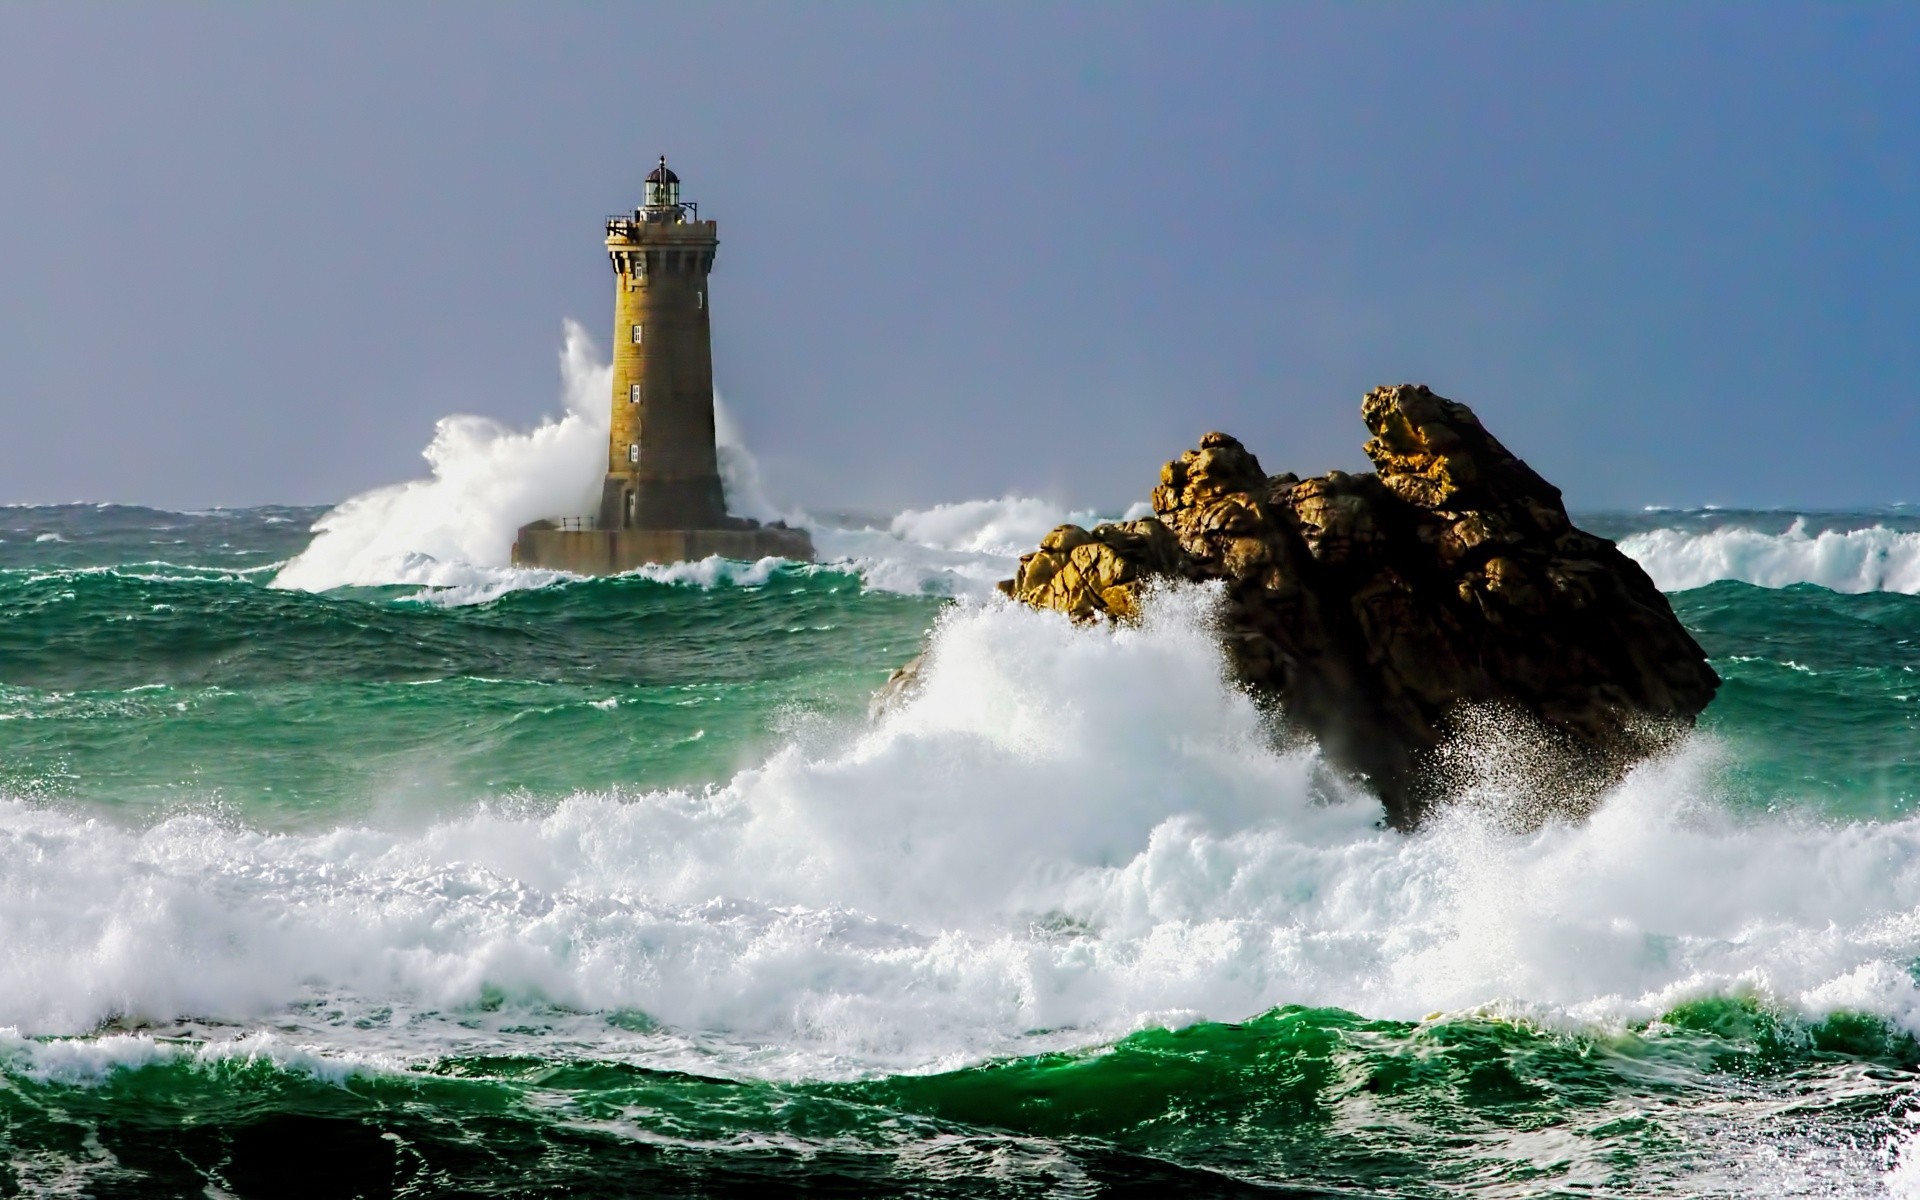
[606,213,715,239]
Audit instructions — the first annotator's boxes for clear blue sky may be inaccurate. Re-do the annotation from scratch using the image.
[1,3,1914,512]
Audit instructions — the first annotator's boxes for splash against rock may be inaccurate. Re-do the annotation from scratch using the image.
[995,385,1720,828]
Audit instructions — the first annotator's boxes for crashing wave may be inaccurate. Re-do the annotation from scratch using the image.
[272,323,787,596]
[268,324,1095,603]
[4,587,1920,1077]
[271,322,611,593]
[1620,518,1920,593]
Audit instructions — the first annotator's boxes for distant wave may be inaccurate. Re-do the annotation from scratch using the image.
[268,334,1920,603]
[1619,519,1920,593]
[886,496,1108,557]
[807,496,1123,599]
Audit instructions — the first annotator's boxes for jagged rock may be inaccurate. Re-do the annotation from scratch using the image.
[994,519,1194,621]
[995,384,1719,828]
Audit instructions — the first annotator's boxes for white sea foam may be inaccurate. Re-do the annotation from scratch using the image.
[272,321,610,592]
[1620,518,1920,593]
[5,586,1920,1082]
[887,496,1108,557]
[1888,1128,1920,1200]
[810,496,1117,600]
[269,328,1128,601]
[271,323,782,597]
[0,1027,400,1088]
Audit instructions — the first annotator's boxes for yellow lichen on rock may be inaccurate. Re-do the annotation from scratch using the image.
[981,384,1721,829]
[998,519,1190,623]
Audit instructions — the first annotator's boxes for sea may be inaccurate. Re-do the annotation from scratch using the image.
[5,335,1920,1198]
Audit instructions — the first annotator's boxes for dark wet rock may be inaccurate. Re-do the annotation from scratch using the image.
[995,384,1719,828]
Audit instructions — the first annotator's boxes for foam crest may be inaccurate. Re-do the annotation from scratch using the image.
[272,325,784,597]
[810,523,1025,599]
[273,321,610,592]
[0,1028,397,1087]
[1620,518,1920,593]
[6,588,1920,1077]
[395,554,790,607]
[811,496,1125,599]
[888,497,1109,557]
[266,324,1073,602]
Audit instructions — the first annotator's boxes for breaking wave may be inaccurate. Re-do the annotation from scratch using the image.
[5,585,1920,1083]
[276,341,1920,609]
[268,324,1112,603]
[809,496,1121,599]
[272,323,788,596]
[1619,517,1920,593]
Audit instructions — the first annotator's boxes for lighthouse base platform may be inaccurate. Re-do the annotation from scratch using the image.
[511,520,814,575]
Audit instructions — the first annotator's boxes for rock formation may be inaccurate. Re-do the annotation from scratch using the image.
[995,385,1719,828]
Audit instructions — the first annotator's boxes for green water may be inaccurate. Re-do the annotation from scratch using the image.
[0,558,931,826]
[2,504,1918,1198]
[4,1003,1912,1197]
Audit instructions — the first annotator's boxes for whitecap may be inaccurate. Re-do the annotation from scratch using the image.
[1620,518,1920,592]
[4,587,1919,1080]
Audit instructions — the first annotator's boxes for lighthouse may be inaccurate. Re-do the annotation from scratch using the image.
[513,158,813,573]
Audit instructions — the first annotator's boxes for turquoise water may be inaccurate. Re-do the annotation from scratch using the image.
[4,502,1920,1197]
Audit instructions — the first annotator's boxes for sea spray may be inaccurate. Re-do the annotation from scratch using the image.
[7,584,1920,1072]
[711,393,787,526]
[885,495,1111,557]
[1620,515,1920,593]
[9,506,1920,1194]
[272,321,610,591]
[268,326,1136,600]
[805,495,1130,599]
[271,323,790,594]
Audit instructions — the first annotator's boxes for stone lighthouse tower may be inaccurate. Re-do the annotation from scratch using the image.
[513,158,813,573]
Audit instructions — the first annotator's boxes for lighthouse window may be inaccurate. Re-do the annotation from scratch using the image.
[629,383,641,404]
[631,324,643,345]
[627,443,640,464]
[696,291,704,310]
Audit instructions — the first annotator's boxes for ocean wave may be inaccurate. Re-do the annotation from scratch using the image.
[265,325,1137,603]
[798,495,1132,601]
[270,321,612,593]
[1620,518,1920,593]
[810,512,1058,602]
[5,586,1920,1081]
[886,496,1110,557]
[400,553,803,607]
[9,561,278,587]
[0,1027,402,1088]
[270,323,799,599]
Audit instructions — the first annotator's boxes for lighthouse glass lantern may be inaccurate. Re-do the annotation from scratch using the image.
[643,157,680,213]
